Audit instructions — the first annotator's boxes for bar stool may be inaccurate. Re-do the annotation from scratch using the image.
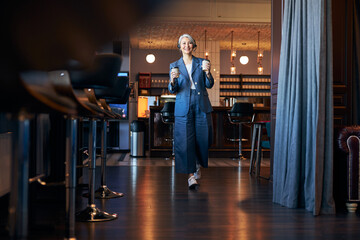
[4,53,117,238]
[69,58,120,222]
[49,53,121,223]
[227,102,255,160]
[92,80,131,199]
[160,101,175,160]
[0,70,78,239]
[249,121,270,178]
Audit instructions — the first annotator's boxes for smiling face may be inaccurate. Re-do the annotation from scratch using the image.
[179,37,194,55]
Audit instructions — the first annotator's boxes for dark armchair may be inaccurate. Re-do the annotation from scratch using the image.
[338,126,360,213]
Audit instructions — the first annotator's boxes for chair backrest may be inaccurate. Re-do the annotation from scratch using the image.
[229,102,254,116]
[228,102,254,123]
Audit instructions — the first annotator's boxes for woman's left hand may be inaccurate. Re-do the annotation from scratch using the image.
[203,61,211,76]
[204,61,211,75]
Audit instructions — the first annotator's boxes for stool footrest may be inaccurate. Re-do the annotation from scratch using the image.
[76,205,117,222]
[95,186,124,199]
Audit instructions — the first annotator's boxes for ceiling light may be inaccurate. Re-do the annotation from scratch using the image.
[240,56,249,65]
[146,30,155,64]
[239,42,249,65]
[146,53,155,64]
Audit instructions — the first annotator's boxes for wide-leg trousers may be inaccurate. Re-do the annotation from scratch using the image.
[174,89,213,174]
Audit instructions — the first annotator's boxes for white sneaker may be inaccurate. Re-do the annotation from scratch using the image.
[188,175,198,189]
[194,165,201,180]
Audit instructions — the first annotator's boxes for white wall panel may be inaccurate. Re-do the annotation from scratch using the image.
[195,40,220,106]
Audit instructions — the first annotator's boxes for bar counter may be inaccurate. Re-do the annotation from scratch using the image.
[148,106,270,158]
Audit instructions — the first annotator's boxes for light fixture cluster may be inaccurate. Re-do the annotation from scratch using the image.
[229,32,250,74]
[230,31,236,74]
[257,31,264,75]
[146,29,156,64]
[144,29,263,74]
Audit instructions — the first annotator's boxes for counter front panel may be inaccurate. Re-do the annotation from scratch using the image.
[149,106,270,158]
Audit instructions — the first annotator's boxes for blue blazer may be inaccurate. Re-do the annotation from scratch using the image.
[168,56,214,117]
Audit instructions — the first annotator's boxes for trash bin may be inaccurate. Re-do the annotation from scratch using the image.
[130,120,145,157]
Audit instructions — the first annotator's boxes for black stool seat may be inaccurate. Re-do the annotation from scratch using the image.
[49,53,123,119]
[98,99,122,119]
[94,74,129,100]
[0,70,77,115]
[49,70,104,118]
[70,54,121,89]
[105,88,131,104]
[161,102,175,123]
[84,88,119,119]
[93,76,131,119]
[228,102,254,122]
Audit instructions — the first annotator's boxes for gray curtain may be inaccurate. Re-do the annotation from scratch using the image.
[353,0,360,123]
[273,0,335,215]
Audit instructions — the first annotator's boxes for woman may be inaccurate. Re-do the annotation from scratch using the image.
[168,34,214,189]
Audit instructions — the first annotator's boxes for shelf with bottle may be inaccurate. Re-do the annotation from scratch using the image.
[220,92,271,97]
[138,72,170,96]
[220,74,271,98]
[150,73,170,89]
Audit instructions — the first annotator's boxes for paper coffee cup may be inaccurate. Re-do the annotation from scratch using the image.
[202,60,210,71]
[171,67,180,78]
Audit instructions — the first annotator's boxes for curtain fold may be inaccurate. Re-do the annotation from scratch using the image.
[314,0,335,215]
[273,0,335,215]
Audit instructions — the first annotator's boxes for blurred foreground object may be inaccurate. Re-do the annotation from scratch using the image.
[0,0,166,71]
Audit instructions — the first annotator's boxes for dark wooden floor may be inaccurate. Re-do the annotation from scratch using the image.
[2,157,360,240]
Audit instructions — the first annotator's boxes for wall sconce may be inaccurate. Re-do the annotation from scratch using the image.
[231,65,236,75]
[231,50,236,59]
[257,31,263,74]
[204,30,209,59]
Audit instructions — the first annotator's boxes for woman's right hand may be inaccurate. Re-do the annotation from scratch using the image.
[170,72,179,84]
